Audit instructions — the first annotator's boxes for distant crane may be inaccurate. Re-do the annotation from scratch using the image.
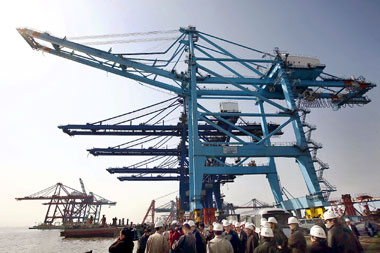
[15,180,116,225]
[18,26,376,222]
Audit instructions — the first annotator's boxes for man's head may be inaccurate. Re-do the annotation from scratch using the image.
[345,218,351,225]
[235,222,241,232]
[182,224,191,233]
[198,223,205,231]
[288,217,299,231]
[213,223,223,236]
[120,227,132,240]
[222,220,231,232]
[171,220,178,230]
[154,220,165,233]
[187,220,196,231]
[260,227,274,242]
[310,225,326,243]
[323,210,338,229]
[208,224,213,232]
[268,217,277,230]
[244,223,254,235]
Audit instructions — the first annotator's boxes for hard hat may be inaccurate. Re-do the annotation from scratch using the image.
[323,210,337,220]
[344,218,350,222]
[241,221,246,225]
[235,222,240,227]
[268,217,278,224]
[288,217,299,224]
[171,220,178,225]
[260,227,274,237]
[213,223,223,231]
[155,220,164,228]
[187,220,196,227]
[212,222,217,226]
[310,225,327,239]
[183,221,188,225]
[222,220,231,227]
[260,217,267,222]
[261,221,270,228]
[245,224,254,231]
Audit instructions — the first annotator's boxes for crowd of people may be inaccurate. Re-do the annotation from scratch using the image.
[109,209,364,253]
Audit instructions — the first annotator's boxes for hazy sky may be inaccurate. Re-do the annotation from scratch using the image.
[1,0,379,227]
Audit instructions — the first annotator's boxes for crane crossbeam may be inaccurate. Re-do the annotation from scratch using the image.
[107,167,179,174]
[88,148,181,156]
[59,123,282,137]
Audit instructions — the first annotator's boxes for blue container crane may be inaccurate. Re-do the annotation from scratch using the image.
[17,26,376,218]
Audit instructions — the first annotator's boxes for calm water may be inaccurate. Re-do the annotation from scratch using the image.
[0,227,137,253]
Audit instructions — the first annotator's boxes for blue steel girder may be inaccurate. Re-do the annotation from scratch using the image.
[279,67,323,197]
[18,26,376,212]
[17,28,375,107]
[88,148,181,156]
[58,122,282,137]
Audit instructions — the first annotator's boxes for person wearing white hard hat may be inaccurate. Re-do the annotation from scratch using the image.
[241,221,246,229]
[207,223,233,253]
[323,210,360,252]
[287,217,306,253]
[268,217,288,251]
[344,218,360,239]
[234,221,247,253]
[223,220,240,253]
[188,220,206,253]
[169,220,183,253]
[308,225,330,253]
[145,220,169,253]
[244,223,259,253]
[254,227,277,253]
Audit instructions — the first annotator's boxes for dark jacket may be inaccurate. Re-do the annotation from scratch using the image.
[327,223,360,253]
[238,230,248,253]
[288,227,306,253]
[246,232,259,253]
[137,233,149,253]
[206,230,215,243]
[193,229,206,253]
[273,228,288,251]
[346,224,360,238]
[174,232,197,253]
[253,241,278,253]
[109,238,134,253]
[226,229,241,253]
[308,241,332,253]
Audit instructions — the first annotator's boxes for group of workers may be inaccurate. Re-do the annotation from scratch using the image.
[109,209,364,253]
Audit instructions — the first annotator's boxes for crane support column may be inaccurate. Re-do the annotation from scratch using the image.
[279,68,321,195]
[258,100,283,203]
[188,30,204,211]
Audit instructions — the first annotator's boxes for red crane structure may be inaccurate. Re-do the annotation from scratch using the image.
[15,179,116,225]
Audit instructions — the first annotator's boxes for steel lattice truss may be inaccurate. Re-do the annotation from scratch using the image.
[16,182,116,225]
[18,26,376,212]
